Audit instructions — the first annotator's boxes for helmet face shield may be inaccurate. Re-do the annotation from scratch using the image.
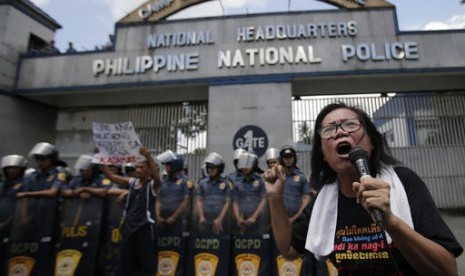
[237,152,257,169]
[233,148,247,160]
[204,152,223,166]
[265,148,279,161]
[156,150,177,164]
[1,155,27,169]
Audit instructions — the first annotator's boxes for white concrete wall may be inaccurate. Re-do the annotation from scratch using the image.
[0,5,55,91]
[0,94,56,158]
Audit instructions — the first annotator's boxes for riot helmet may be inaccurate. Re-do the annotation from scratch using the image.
[123,162,136,177]
[265,148,279,168]
[74,155,93,170]
[279,145,297,167]
[29,142,59,162]
[74,154,99,178]
[156,150,184,174]
[233,148,247,169]
[237,152,257,170]
[1,155,28,169]
[204,152,225,175]
[25,168,36,178]
[1,155,28,179]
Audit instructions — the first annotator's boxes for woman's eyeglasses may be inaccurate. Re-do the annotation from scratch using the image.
[318,118,362,140]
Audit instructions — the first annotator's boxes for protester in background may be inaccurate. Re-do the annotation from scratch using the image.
[194,152,231,234]
[103,34,115,50]
[62,154,109,199]
[65,41,77,53]
[156,150,192,232]
[41,39,60,54]
[17,142,65,198]
[265,102,463,275]
[101,147,160,275]
[232,151,267,235]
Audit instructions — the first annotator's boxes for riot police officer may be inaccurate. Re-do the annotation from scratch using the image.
[194,152,231,234]
[62,154,110,199]
[17,142,66,198]
[279,145,311,222]
[264,147,279,169]
[0,155,27,274]
[231,152,268,235]
[156,150,192,232]
[227,148,246,184]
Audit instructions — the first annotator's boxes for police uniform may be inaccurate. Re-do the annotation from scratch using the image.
[227,170,243,186]
[283,168,311,217]
[24,167,66,192]
[231,172,267,235]
[195,175,231,232]
[158,172,192,231]
[67,175,111,190]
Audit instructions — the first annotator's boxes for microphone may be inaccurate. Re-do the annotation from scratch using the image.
[348,147,384,226]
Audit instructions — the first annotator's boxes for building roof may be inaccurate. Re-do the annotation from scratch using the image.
[0,0,61,31]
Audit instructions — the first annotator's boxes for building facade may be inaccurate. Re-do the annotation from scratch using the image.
[2,0,465,206]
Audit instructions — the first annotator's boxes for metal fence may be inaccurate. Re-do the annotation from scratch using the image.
[292,93,465,208]
[55,102,207,182]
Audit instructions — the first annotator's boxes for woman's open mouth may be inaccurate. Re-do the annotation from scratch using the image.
[336,142,352,155]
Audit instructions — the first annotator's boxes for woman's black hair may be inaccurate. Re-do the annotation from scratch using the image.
[310,102,399,186]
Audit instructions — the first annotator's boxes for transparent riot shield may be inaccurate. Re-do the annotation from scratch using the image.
[0,194,17,275]
[186,188,232,275]
[54,197,105,276]
[7,197,59,276]
[231,178,271,276]
[97,196,125,276]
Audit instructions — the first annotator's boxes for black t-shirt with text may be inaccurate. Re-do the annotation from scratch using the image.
[290,166,463,275]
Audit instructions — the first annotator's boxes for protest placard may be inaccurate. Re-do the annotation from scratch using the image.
[92,122,142,165]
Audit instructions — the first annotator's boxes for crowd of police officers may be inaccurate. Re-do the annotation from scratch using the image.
[0,142,319,275]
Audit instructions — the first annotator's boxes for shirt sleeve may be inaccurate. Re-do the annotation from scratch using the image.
[395,166,463,257]
[52,171,67,189]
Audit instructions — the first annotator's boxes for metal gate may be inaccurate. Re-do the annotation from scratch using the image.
[292,93,465,208]
[55,101,207,182]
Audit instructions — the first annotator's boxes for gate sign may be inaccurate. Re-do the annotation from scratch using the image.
[92,121,142,165]
[233,125,269,158]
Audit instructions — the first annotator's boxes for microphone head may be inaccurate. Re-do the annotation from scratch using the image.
[348,147,368,164]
